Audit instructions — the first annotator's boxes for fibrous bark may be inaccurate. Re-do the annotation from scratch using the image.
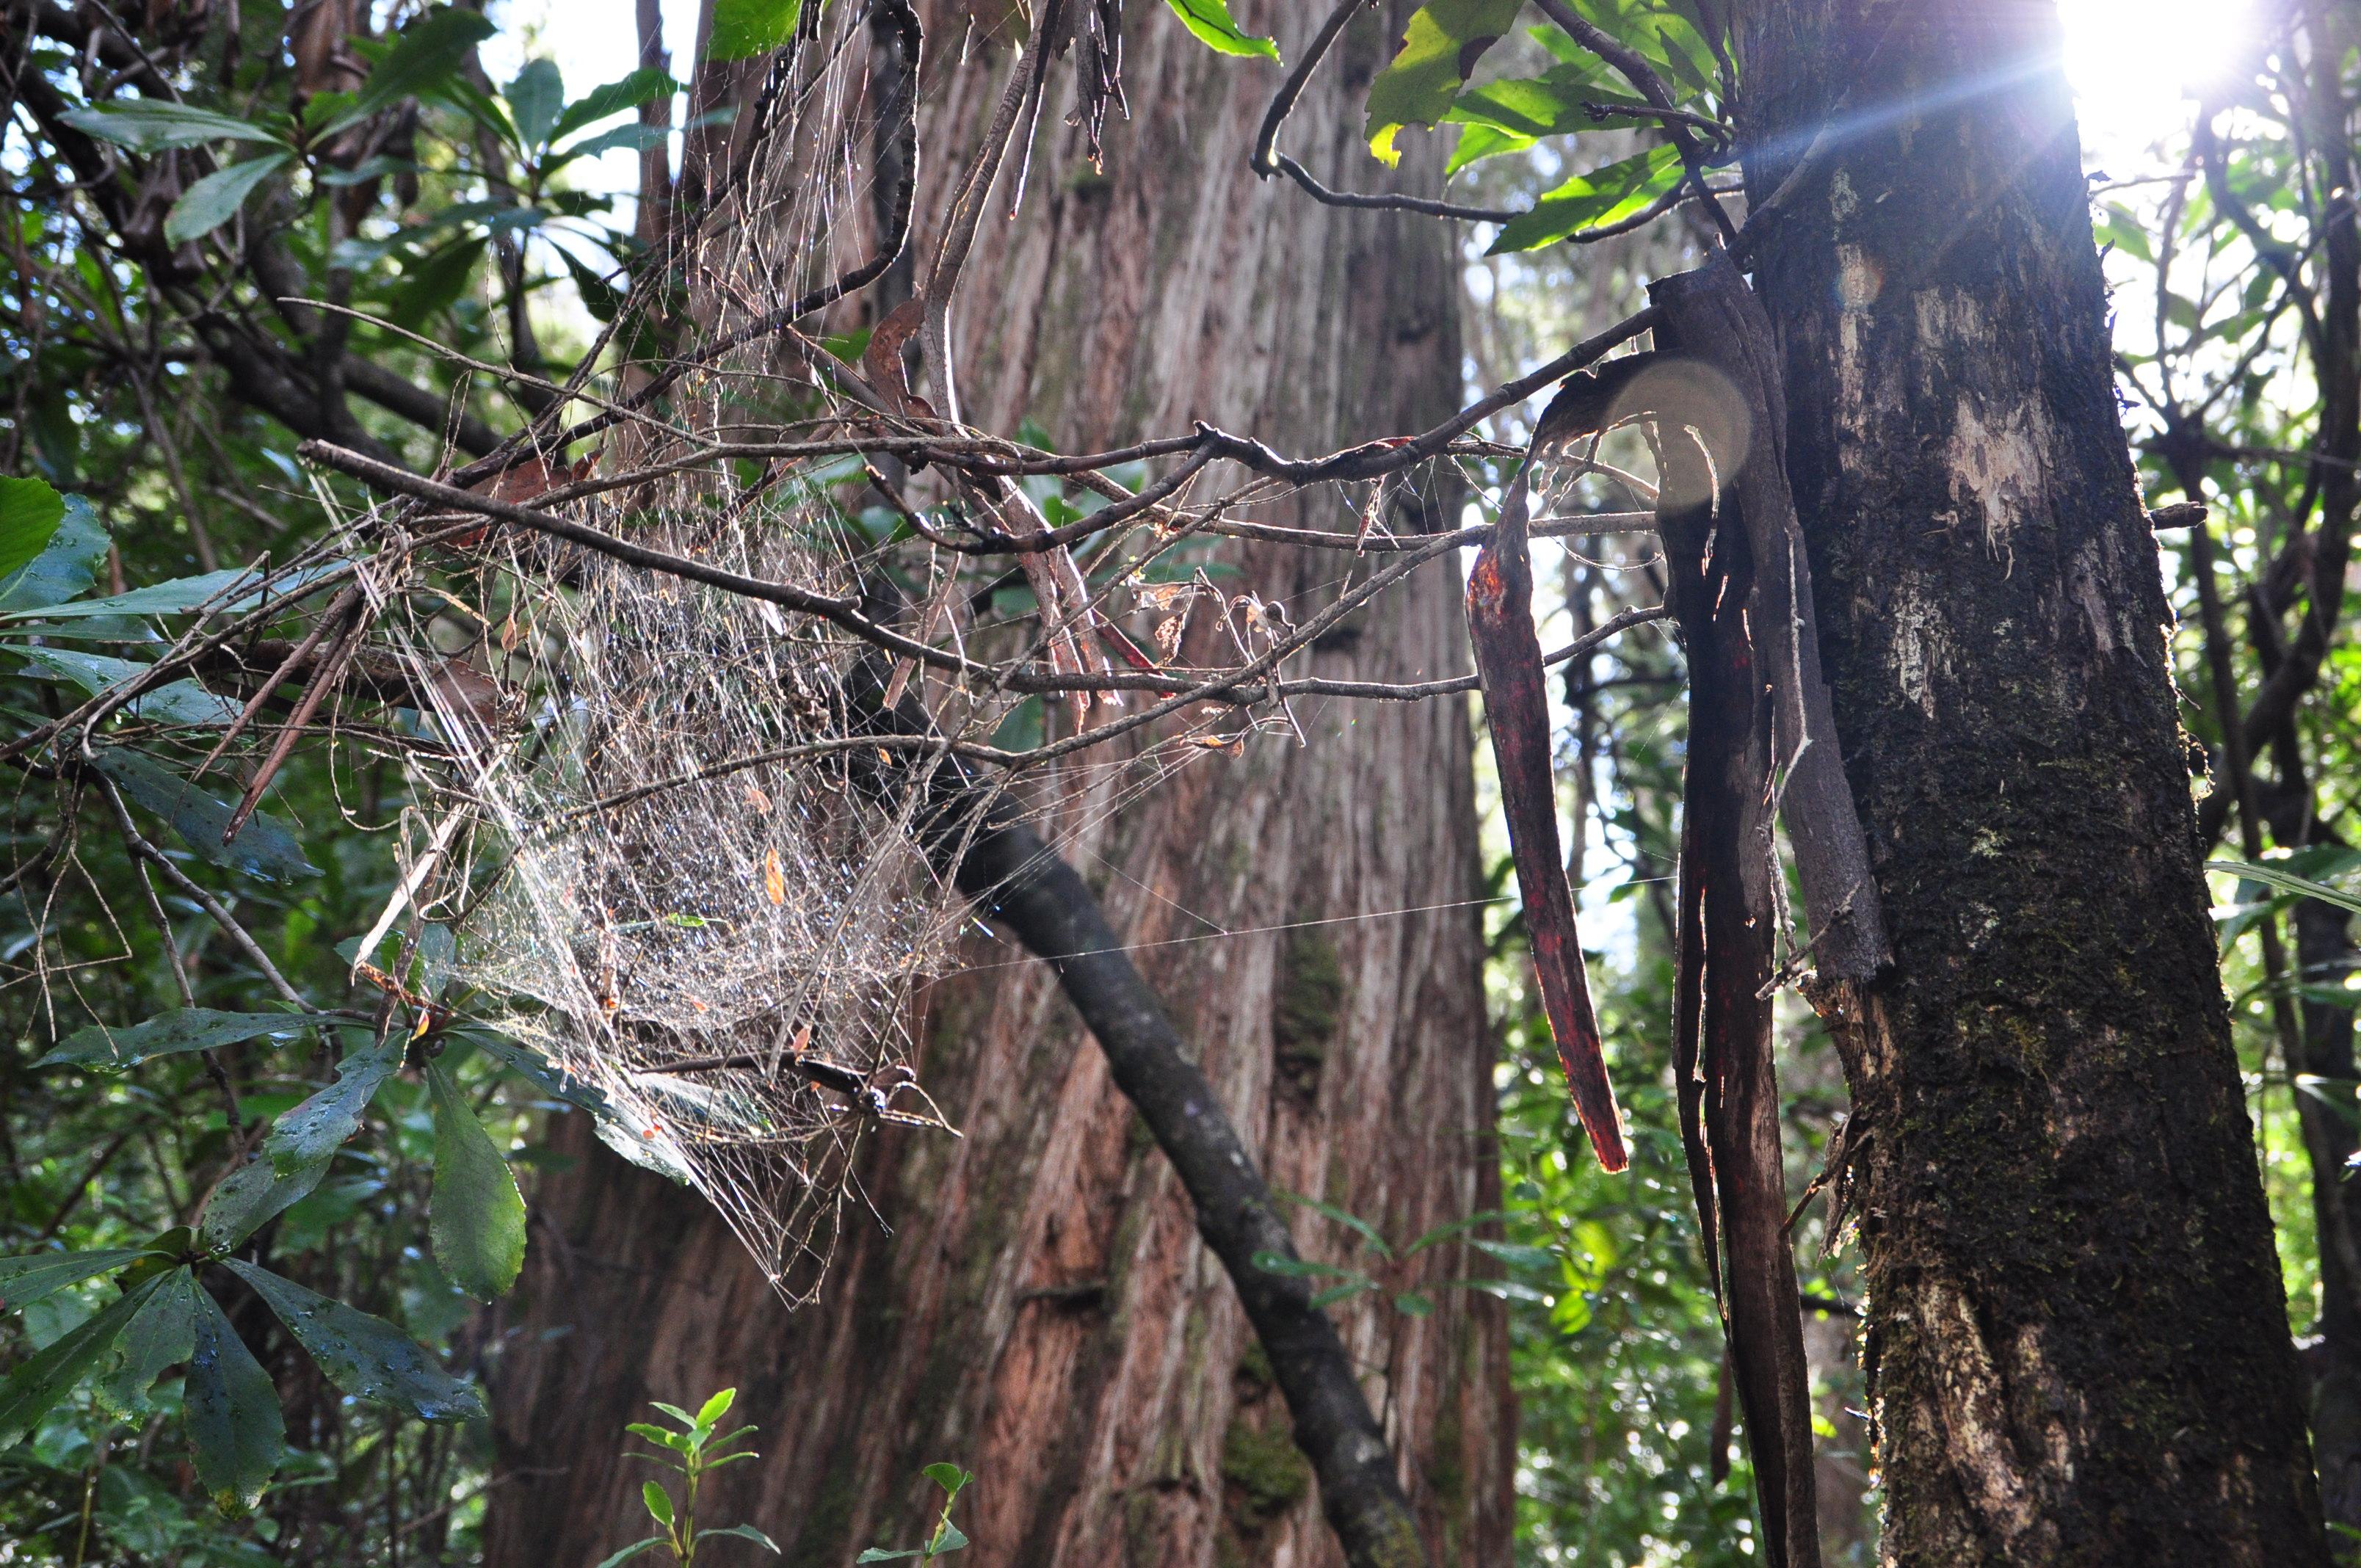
[481,5,1509,1567]
[1735,0,2328,1561]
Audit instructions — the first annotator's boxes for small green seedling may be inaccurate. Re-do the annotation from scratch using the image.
[855,1463,973,1562]
[597,1388,779,1567]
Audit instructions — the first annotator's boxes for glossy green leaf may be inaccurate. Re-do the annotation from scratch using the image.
[1446,63,1618,142]
[550,68,678,143]
[186,1283,285,1514]
[594,1539,667,1568]
[699,1523,782,1552]
[0,1249,150,1314]
[1162,0,1279,61]
[922,1462,971,1495]
[1487,143,1683,253]
[199,1039,399,1250]
[42,1007,310,1070]
[87,746,322,883]
[506,59,566,148]
[695,1386,737,1430]
[932,1518,969,1554]
[322,8,500,135]
[0,1272,166,1445]
[428,1061,527,1301]
[59,100,288,153]
[164,150,294,246]
[642,1479,675,1527]
[708,0,805,61]
[0,476,65,582]
[1365,0,1523,159]
[551,121,674,166]
[222,1260,487,1422]
[1446,120,1536,176]
[13,646,243,726]
[0,496,107,612]
[95,1266,197,1418]
[462,1028,614,1114]
[10,560,339,620]
[385,236,490,331]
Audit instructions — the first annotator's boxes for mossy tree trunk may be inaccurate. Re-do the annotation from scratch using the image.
[1735,1,2329,1561]
[479,6,1512,1567]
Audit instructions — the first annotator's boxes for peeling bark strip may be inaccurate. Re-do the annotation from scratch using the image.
[1650,256,1887,984]
[1467,472,1629,1172]
[953,821,1427,1568]
[1653,313,1821,1568]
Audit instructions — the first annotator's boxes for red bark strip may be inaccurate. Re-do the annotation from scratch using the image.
[1466,471,1627,1172]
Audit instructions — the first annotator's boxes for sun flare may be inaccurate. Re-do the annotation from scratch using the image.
[2056,0,2259,169]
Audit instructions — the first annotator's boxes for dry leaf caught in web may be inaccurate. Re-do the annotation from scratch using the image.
[764,846,787,906]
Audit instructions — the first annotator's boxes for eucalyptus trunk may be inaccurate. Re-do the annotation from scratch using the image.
[1736,0,2327,1561]
[480,7,1512,1566]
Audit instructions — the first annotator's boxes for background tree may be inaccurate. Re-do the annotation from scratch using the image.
[480,4,1517,1564]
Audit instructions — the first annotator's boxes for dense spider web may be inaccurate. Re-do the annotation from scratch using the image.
[370,17,998,1304]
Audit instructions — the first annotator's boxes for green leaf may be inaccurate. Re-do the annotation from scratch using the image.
[551,121,674,166]
[507,59,566,148]
[649,1401,699,1427]
[384,236,488,332]
[456,1028,615,1115]
[642,1479,675,1528]
[0,1249,151,1314]
[0,496,106,612]
[164,151,295,246]
[59,100,289,153]
[427,1061,528,1301]
[2208,859,2361,917]
[708,0,806,61]
[1487,143,1683,253]
[186,1285,286,1514]
[13,646,243,726]
[222,1260,487,1421]
[855,1551,921,1564]
[1446,120,1536,177]
[695,1387,738,1431]
[1246,1250,1357,1281]
[1392,1291,1437,1317]
[0,476,65,582]
[1364,0,1523,159]
[10,560,340,620]
[42,1007,310,1070]
[200,1040,401,1250]
[0,1272,166,1445]
[931,1517,970,1554]
[595,1540,669,1568]
[1446,62,1610,140]
[921,1462,971,1495]
[95,1266,197,1418]
[627,1422,691,1451]
[698,1524,781,1552]
[87,746,322,883]
[1162,0,1280,60]
[1273,1190,1393,1255]
[551,68,678,142]
[322,8,500,135]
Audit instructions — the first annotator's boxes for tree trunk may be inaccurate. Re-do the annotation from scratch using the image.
[480,7,1513,1567]
[1734,1,2329,1561]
